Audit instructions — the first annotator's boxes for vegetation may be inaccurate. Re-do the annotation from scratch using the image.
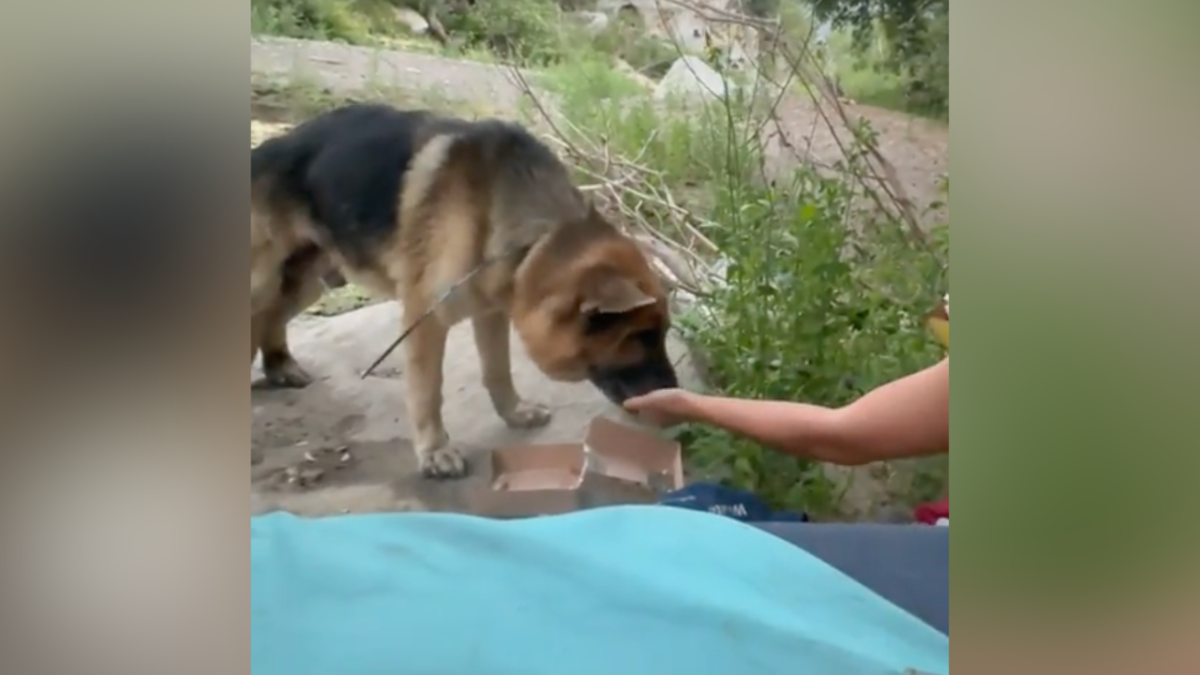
[250,0,950,519]
[251,0,375,44]
[811,0,949,118]
[250,0,948,119]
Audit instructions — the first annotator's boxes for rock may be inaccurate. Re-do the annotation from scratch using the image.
[611,58,657,91]
[569,11,610,36]
[653,56,738,103]
[393,8,431,35]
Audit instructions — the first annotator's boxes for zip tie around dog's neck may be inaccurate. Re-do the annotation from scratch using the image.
[359,243,532,380]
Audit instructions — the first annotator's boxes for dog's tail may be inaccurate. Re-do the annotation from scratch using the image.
[251,126,321,250]
[252,135,314,309]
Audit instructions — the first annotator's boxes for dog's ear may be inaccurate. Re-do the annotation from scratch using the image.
[579,266,655,315]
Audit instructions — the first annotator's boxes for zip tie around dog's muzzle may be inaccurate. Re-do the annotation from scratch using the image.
[359,243,532,380]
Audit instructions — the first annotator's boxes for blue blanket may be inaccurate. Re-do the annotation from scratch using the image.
[251,506,949,675]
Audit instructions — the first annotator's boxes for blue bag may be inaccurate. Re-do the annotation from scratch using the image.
[659,482,809,522]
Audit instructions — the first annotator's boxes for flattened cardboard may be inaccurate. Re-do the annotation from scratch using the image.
[470,416,684,518]
[583,416,684,490]
[490,443,585,491]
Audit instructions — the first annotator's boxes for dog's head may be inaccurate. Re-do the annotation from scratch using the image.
[513,228,679,405]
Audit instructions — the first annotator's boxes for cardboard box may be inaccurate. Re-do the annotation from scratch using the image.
[469,416,684,518]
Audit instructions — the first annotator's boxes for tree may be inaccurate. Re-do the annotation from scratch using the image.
[807,0,948,117]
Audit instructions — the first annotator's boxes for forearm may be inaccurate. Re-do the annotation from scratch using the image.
[682,395,860,463]
[831,357,950,462]
[681,358,950,465]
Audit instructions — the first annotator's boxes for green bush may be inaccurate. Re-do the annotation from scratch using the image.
[902,7,949,118]
[538,62,949,517]
[587,17,679,78]
[441,0,679,73]
[676,162,947,514]
[441,0,570,66]
[816,1,949,119]
[250,0,373,43]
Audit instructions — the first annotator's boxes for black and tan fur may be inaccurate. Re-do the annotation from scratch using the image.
[251,104,678,478]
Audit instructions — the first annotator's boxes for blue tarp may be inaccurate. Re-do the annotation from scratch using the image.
[251,506,949,675]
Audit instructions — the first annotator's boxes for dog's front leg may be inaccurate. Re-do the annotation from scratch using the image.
[472,312,552,430]
[402,313,469,479]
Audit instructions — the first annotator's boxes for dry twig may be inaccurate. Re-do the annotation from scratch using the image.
[503,64,725,297]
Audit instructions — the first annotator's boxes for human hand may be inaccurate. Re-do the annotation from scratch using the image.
[623,388,698,428]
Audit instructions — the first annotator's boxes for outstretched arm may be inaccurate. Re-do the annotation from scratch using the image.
[679,358,950,466]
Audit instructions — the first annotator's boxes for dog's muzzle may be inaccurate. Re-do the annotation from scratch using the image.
[587,354,679,405]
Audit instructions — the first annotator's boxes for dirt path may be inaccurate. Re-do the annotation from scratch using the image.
[766,96,949,222]
[252,36,531,112]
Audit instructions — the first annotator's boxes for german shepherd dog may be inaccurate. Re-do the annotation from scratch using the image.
[251,104,679,478]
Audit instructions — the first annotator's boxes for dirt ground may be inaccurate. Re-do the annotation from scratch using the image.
[249,36,949,521]
[250,304,703,517]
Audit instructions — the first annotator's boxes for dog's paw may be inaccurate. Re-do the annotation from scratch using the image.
[262,356,314,389]
[502,401,553,430]
[418,446,469,479]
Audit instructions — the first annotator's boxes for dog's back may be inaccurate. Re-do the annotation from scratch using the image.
[252,104,431,182]
[252,105,437,258]
[252,104,588,272]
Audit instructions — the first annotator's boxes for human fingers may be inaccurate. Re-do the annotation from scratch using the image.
[622,388,678,413]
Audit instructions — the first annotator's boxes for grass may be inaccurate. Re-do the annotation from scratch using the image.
[250,9,950,519]
[251,0,373,44]
[252,0,686,79]
[836,65,911,112]
[250,0,497,63]
[824,27,948,122]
